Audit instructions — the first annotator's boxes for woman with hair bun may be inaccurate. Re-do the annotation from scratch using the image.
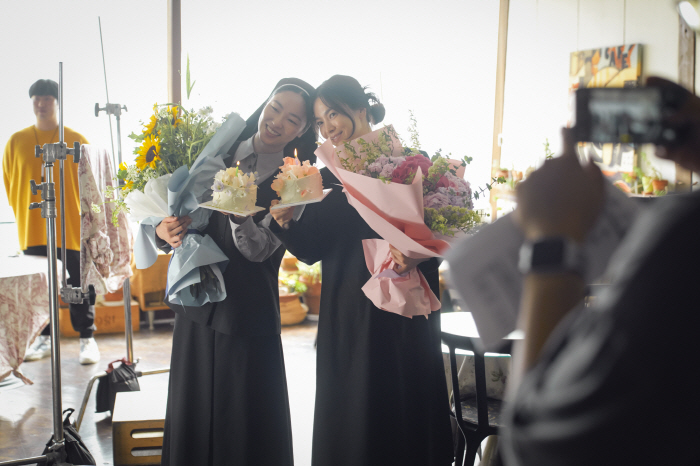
[270,75,453,466]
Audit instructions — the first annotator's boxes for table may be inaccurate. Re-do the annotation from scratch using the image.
[440,312,521,401]
[0,255,61,385]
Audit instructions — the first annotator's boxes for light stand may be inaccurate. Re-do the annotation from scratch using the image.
[94,102,135,364]
[0,63,93,466]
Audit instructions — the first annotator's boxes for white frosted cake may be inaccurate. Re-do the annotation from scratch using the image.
[271,157,324,204]
[210,166,257,212]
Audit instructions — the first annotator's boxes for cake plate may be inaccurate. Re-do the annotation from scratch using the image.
[198,203,266,217]
[270,189,332,210]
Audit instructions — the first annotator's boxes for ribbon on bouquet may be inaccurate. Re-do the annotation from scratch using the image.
[361,239,441,318]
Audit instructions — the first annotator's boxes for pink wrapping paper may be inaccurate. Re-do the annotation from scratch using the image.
[361,239,441,318]
[315,129,452,318]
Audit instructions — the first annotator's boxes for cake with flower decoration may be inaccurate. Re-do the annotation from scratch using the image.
[271,156,324,204]
[210,165,258,212]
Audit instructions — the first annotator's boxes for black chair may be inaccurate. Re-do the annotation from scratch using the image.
[442,331,511,466]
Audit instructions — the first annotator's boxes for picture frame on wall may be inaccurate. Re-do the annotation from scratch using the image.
[569,44,643,176]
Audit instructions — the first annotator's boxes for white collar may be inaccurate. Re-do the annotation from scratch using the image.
[232,135,285,184]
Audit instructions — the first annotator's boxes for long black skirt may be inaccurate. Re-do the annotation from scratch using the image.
[161,315,294,466]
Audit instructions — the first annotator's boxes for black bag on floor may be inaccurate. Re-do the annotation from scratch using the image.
[95,358,140,414]
[38,408,96,465]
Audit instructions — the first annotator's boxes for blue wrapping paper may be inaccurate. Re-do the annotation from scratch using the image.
[132,112,246,307]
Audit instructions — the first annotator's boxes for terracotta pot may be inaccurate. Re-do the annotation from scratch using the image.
[652,179,668,192]
[301,280,322,315]
[104,289,124,302]
[279,292,307,325]
[495,169,509,180]
[281,256,298,272]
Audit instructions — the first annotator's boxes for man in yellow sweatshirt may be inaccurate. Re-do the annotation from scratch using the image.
[3,79,100,364]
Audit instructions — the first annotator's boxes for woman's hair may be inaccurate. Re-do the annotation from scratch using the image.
[239,78,318,163]
[316,75,386,136]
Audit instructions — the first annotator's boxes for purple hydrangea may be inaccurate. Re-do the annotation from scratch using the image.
[379,164,395,179]
[423,192,451,209]
[365,155,406,178]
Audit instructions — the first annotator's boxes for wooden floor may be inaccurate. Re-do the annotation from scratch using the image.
[0,319,318,465]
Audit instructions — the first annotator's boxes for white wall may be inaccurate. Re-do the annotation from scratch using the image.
[500,0,683,183]
[0,0,501,233]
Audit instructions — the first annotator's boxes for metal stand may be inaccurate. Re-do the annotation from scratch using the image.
[70,18,170,436]
[94,102,135,364]
[0,62,93,466]
[72,99,170,432]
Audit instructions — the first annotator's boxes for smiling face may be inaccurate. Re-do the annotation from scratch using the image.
[257,90,307,153]
[32,95,58,125]
[313,98,370,146]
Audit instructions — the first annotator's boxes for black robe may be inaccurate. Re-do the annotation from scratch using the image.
[271,168,453,466]
[161,141,293,466]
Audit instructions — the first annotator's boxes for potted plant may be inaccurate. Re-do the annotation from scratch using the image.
[297,261,321,316]
[640,152,668,196]
[278,277,308,325]
[281,251,298,272]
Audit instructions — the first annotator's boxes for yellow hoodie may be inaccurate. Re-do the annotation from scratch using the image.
[3,126,89,251]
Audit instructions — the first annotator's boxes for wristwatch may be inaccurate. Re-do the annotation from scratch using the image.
[518,237,584,275]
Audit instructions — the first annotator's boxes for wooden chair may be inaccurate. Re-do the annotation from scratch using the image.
[442,331,511,466]
[129,254,171,330]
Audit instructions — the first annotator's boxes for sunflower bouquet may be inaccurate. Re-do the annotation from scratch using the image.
[113,102,248,309]
[117,104,219,201]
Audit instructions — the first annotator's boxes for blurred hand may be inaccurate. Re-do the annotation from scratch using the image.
[647,76,700,173]
[389,244,425,274]
[155,215,192,249]
[514,128,604,243]
[270,200,294,229]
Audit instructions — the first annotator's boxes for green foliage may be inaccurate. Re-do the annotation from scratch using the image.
[407,109,421,150]
[186,54,196,100]
[544,138,554,160]
[297,261,321,285]
[280,277,308,295]
[424,206,481,236]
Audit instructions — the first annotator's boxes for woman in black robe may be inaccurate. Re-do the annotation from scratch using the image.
[270,75,453,466]
[155,78,317,466]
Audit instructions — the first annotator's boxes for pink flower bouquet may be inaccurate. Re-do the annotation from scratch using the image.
[315,125,480,318]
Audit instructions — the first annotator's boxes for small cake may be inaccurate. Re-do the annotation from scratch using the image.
[271,157,324,204]
[210,166,257,212]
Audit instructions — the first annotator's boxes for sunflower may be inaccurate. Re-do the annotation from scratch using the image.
[135,134,161,170]
[143,114,157,134]
[121,179,134,191]
[167,105,182,127]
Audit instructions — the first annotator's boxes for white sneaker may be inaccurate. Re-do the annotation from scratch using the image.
[24,335,51,361]
[79,338,101,365]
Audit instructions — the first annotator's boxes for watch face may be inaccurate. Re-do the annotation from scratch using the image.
[531,240,565,267]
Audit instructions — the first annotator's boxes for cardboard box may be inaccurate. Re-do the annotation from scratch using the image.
[59,299,139,337]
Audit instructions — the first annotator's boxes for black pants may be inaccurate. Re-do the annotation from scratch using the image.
[24,246,96,338]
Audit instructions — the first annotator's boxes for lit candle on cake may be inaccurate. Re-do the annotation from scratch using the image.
[235,160,240,176]
[294,149,300,165]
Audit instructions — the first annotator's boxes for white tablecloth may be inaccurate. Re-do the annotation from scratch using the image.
[441,312,513,400]
[0,255,62,384]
